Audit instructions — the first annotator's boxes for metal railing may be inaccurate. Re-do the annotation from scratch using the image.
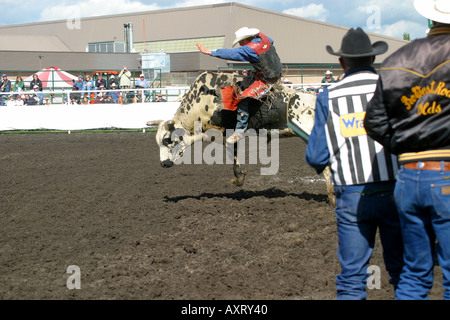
[217,64,346,83]
[0,83,339,108]
[0,68,163,92]
[0,87,189,106]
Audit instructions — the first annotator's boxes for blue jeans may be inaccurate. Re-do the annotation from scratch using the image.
[334,182,404,300]
[394,162,450,300]
[235,98,250,132]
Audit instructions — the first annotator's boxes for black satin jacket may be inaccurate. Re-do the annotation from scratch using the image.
[365,26,450,163]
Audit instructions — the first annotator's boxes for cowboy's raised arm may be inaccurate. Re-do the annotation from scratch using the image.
[196,43,211,55]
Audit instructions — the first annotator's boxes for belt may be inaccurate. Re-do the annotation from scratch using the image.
[403,161,450,171]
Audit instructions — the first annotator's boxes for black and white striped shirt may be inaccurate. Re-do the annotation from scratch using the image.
[325,71,397,186]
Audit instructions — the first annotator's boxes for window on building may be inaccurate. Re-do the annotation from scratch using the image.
[133,36,225,53]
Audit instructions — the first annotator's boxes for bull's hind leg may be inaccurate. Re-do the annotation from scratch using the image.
[323,166,336,206]
[231,143,246,186]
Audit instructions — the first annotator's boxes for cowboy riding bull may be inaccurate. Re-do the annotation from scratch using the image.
[148,26,334,204]
[147,71,335,205]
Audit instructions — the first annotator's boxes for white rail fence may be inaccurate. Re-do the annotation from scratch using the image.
[0,83,329,131]
[0,103,181,131]
[0,87,190,105]
[0,87,186,131]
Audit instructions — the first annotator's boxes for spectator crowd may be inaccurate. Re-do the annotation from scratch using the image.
[0,67,169,106]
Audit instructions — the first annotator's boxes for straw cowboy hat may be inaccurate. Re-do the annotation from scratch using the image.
[232,27,260,46]
[326,27,388,58]
[414,0,450,24]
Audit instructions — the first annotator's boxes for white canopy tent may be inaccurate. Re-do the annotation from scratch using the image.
[24,66,78,90]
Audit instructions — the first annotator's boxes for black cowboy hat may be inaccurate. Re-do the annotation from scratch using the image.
[326,27,388,57]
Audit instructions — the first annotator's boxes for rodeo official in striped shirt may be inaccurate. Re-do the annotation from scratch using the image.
[365,0,450,300]
[306,27,404,300]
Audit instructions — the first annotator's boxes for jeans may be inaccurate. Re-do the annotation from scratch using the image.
[235,98,250,132]
[334,182,404,300]
[394,162,450,300]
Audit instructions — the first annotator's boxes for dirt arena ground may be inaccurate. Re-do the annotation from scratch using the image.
[0,132,443,301]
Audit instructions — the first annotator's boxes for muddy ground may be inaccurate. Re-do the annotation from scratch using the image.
[0,132,443,301]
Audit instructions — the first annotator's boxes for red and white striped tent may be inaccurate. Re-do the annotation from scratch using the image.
[24,66,78,90]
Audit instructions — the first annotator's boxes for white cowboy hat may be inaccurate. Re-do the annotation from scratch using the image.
[414,0,450,24]
[232,27,260,46]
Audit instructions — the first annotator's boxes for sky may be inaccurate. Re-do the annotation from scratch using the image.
[1,0,429,40]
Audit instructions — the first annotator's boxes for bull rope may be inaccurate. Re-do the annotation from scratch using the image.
[233,79,284,109]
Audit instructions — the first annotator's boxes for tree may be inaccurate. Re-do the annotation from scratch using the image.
[403,33,411,41]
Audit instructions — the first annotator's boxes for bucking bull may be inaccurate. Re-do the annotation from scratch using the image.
[147,72,335,205]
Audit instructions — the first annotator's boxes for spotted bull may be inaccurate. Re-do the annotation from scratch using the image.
[147,72,335,205]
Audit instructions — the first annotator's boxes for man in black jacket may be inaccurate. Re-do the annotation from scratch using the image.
[29,73,43,91]
[365,0,450,300]
[0,73,11,105]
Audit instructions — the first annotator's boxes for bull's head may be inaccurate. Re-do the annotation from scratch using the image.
[147,120,193,168]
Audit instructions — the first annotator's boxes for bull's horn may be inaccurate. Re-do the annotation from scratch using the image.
[164,120,175,131]
[146,120,163,126]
